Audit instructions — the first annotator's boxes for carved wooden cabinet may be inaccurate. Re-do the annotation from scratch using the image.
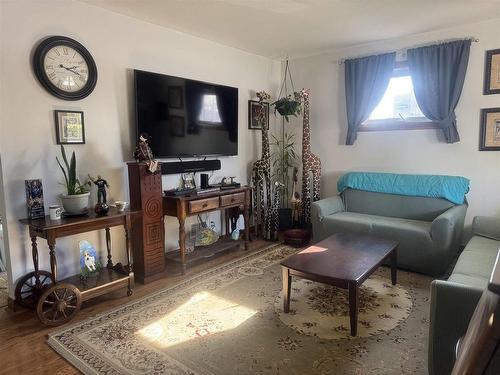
[127,162,165,283]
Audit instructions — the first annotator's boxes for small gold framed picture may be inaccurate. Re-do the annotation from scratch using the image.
[484,49,500,95]
[55,110,85,144]
[479,108,500,151]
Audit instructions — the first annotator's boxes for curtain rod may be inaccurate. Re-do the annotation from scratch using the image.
[337,37,479,64]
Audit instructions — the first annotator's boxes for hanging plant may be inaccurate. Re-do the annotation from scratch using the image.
[271,60,302,122]
[272,94,301,122]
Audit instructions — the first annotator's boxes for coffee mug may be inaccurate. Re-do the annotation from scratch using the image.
[115,201,128,212]
[49,205,63,220]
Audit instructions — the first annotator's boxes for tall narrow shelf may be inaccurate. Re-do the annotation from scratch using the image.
[127,162,165,283]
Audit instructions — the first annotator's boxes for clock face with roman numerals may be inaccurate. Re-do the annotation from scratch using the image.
[33,36,97,100]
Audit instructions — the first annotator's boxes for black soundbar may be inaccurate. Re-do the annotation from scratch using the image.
[161,159,221,175]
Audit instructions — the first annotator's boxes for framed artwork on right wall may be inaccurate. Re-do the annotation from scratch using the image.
[479,107,500,151]
[484,49,500,95]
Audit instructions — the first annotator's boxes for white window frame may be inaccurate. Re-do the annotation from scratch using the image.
[359,61,438,132]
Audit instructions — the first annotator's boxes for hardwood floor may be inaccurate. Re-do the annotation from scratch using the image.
[0,238,272,375]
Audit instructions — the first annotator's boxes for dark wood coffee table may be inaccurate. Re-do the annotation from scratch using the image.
[280,232,398,336]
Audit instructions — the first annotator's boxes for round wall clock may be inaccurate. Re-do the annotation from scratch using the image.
[33,36,97,100]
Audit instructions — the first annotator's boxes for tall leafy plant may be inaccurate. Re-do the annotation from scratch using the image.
[271,59,301,208]
[56,145,88,195]
[271,132,298,208]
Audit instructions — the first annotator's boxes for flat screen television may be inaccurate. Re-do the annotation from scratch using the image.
[134,69,238,158]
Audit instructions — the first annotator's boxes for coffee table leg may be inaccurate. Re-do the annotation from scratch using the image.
[282,267,291,313]
[349,282,358,336]
[391,248,398,285]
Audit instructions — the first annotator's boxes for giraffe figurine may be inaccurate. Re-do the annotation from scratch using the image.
[270,182,284,241]
[300,89,321,225]
[251,92,272,239]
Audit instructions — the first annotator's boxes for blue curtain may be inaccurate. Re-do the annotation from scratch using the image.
[345,52,396,145]
[407,40,471,143]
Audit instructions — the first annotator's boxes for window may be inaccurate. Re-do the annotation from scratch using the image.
[198,94,222,124]
[360,63,436,131]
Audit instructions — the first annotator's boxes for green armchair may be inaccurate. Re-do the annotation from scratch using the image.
[429,216,500,375]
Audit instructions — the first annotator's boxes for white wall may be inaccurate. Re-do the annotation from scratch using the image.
[0,0,280,298]
[287,17,500,239]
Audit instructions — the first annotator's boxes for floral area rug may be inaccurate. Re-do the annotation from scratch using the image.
[48,244,431,374]
[276,274,412,339]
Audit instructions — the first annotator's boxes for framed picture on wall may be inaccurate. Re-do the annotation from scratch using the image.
[484,49,500,95]
[55,110,85,144]
[248,100,269,130]
[479,108,500,150]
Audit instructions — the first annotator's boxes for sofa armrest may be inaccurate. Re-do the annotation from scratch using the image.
[430,204,467,249]
[428,280,483,375]
[472,216,500,240]
[311,196,344,221]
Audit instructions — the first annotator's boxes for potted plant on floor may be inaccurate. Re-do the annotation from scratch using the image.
[56,145,90,215]
[271,59,301,230]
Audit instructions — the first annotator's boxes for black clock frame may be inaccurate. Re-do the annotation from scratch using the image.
[33,36,98,101]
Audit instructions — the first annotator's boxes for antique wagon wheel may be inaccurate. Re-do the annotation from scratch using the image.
[14,270,53,309]
[36,283,82,326]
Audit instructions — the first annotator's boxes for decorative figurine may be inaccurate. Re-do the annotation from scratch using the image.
[79,240,101,279]
[25,179,45,219]
[134,132,159,173]
[270,182,285,241]
[89,175,110,216]
[300,89,321,225]
[290,167,302,225]
[251,90,273,240]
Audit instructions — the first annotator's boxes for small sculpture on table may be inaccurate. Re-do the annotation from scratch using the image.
[89,175,110,216]
[79,240,102,280]
[134,132,159,173]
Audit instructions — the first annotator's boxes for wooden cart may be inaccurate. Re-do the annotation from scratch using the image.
[16,208,139,326]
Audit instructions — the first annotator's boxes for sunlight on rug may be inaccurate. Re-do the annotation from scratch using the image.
[138,291,257,348]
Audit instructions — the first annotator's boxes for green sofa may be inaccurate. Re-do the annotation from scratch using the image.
[311,188,467,276]
[429,216,500,375]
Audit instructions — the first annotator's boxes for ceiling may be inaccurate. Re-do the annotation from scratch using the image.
[81,0,500,59]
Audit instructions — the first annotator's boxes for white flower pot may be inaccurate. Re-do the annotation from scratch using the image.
[60,192,90,215]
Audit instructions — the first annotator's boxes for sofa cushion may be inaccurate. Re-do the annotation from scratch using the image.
[324,212,432,240]
[342,189,454,221]
[447,273,489,290]
[450,236,499,282]
[322,212,374,234]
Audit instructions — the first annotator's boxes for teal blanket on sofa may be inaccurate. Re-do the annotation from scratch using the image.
[337,172,470,204]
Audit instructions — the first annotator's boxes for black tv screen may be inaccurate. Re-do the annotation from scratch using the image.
[134,69,238,158]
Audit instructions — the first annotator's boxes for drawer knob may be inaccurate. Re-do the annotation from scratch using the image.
[202,203,208,208]
[231,198,235,202]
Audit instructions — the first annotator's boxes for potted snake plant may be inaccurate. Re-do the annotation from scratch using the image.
[56,145,90,215]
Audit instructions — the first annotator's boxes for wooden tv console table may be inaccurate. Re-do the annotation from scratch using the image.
[163,186,251,274]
